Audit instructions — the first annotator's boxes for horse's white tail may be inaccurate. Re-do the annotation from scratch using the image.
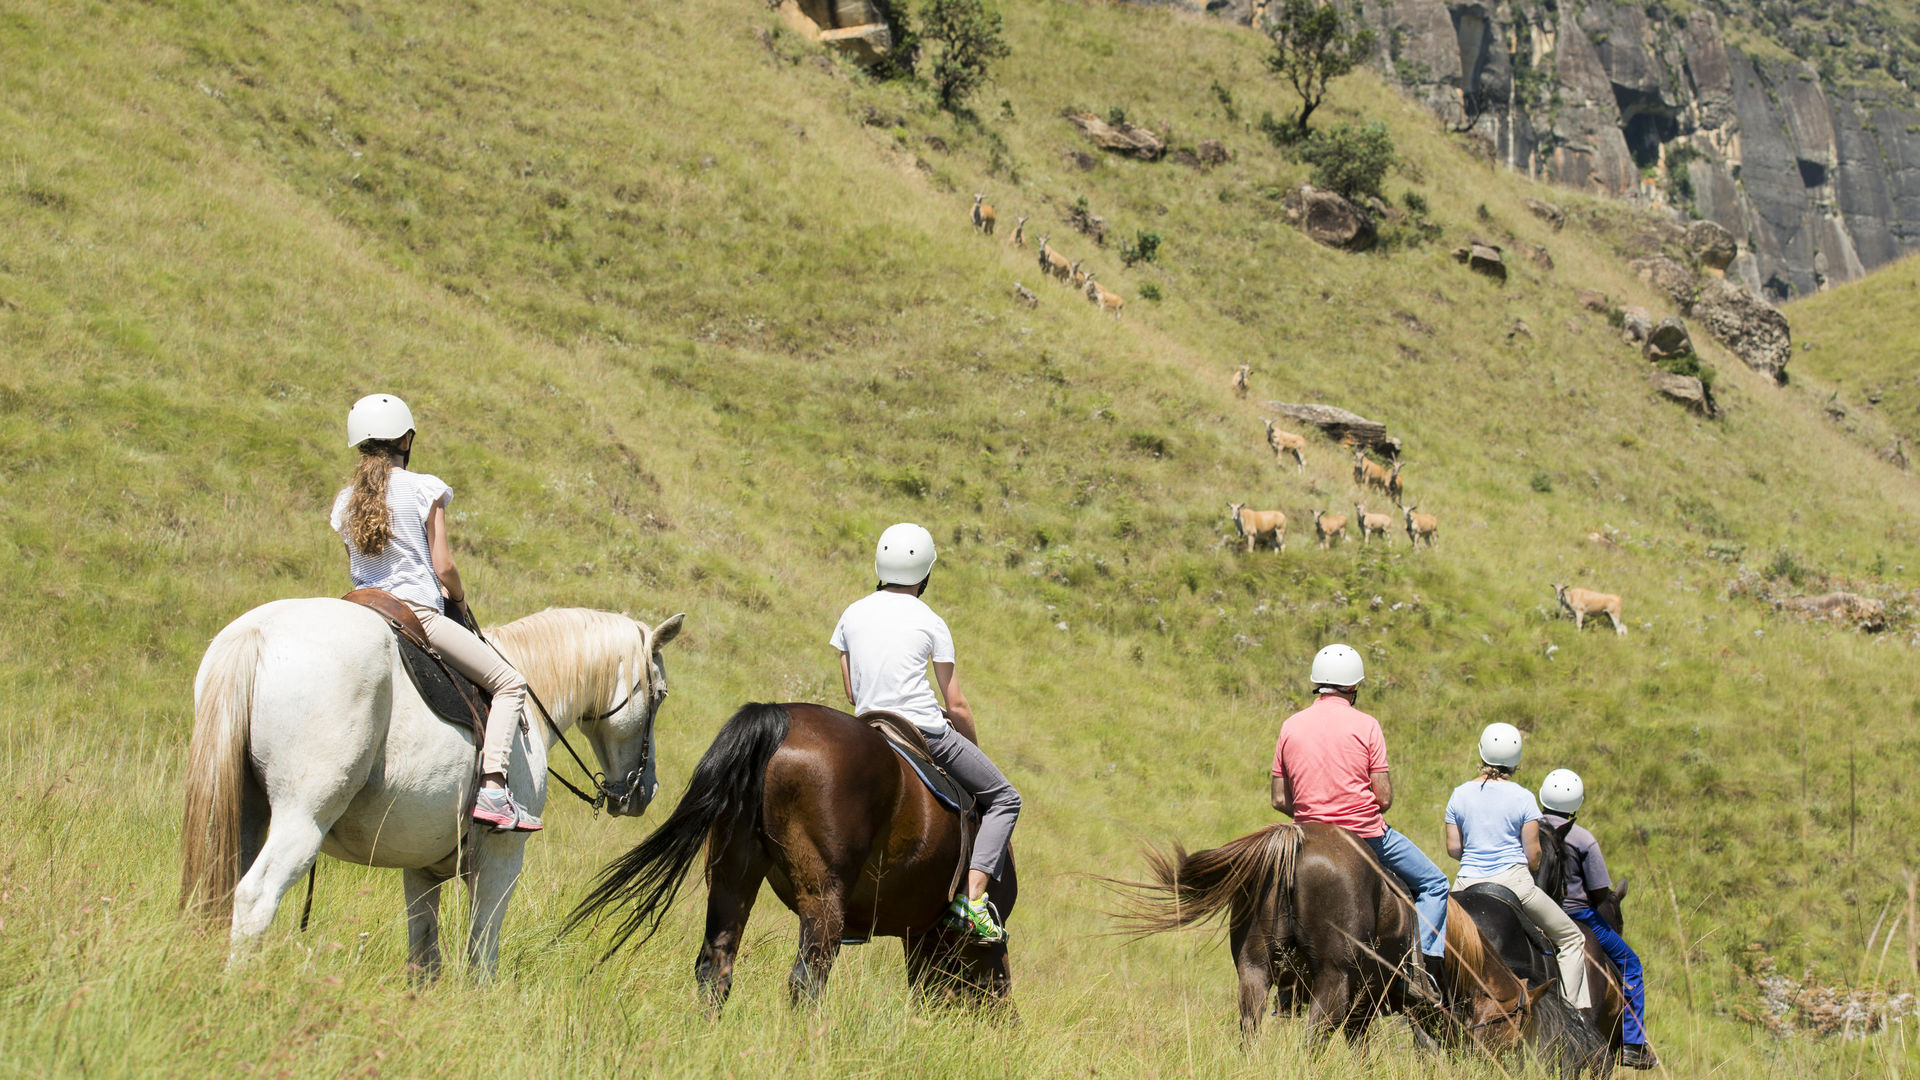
[179,625,263,919]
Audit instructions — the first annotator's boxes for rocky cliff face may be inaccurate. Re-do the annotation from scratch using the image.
[1168,0,1920,301]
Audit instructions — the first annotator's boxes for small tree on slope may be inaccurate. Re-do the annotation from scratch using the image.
[1265,0,1375,137]
[922,0,1011,112]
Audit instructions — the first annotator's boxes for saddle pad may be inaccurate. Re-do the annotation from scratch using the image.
[342,590,490,736]
[861,712,975,818]
[1459,883,1556,979]
[880,740,973,816]
[395,633,492,736]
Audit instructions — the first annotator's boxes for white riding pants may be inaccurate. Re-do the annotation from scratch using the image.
[1453,863,1590,1009]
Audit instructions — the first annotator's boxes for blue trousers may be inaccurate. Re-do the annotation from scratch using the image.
[1364,825,1449,957]
[1572,907,1647,1046]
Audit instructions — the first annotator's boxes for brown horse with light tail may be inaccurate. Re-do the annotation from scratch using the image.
[1112,821,1444,1047]
[567,702,1015,1009]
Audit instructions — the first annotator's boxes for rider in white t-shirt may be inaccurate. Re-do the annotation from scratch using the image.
[829,523,1021,943]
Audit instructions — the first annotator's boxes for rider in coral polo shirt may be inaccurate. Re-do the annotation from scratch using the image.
[1271,644,1449,989]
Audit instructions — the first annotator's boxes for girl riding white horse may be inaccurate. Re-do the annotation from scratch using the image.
[179,396,684,977]
[331,394,540,832]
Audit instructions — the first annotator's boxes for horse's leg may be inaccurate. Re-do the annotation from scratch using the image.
[403,866,452,983]
[696,833,769,1014]
[1229,913,1274,1044]
[787,890,846,1006]
[465,834,527,982]
[1304,965,1353,1050]
[229,813,331,959]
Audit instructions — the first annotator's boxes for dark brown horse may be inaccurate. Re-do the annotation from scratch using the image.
[1112,822,1443,1047]
[567,702,1014,1009]
[1445,831,1614,1077]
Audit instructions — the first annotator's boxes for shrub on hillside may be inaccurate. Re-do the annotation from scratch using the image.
[921,0,1011,112]
[1292,122,1395,203]
[1120,230,1161,267]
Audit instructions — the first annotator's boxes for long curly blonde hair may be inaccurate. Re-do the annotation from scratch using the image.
[343,438,408,553]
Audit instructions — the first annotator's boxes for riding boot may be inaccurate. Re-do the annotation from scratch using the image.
[1423,954,1448,1003]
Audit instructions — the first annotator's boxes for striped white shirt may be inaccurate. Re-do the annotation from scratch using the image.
[330,468,453,611]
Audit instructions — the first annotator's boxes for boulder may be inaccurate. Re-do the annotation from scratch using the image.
[1063,111,1167,161]
[1619,306,1653,344]
[1649,369,1715,416]
[1693,276,1791,383]
[1264,401,1394,451]
[1451,243,1507,281]
[1523,243,1554,270]
[1783,592,1887,631]
[1576,288,1610,313]
[1284,185,1376,251]
[1630,255,1697,310]
[1643,317,1694,362]
[1687,220,1738,272]
[1525,197,1566,231]
[789,0,896,65]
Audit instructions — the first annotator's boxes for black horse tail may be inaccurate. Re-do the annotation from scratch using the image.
[566,702,791,956]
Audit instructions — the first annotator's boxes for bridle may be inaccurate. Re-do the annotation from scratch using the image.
[525,664,664,813]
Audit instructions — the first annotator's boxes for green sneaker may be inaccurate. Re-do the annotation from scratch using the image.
[943,896,1007,943]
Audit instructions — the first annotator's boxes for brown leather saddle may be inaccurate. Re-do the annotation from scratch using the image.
[861,710,977,899]
[342,589,490,742]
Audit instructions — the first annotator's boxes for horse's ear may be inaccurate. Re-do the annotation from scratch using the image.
[652,612,686,649]
[1523,979,1557,1008]
[1615,878,1629,902]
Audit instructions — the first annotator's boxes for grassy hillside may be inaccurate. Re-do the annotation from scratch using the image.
[6,0,1920,1074]
[1792,253,1920,453]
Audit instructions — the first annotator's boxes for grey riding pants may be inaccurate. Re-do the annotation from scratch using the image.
[922,724,1021,882]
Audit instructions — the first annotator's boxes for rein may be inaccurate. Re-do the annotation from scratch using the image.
[470,603,651,814]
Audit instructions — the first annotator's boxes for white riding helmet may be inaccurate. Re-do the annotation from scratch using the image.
[347,394,415,448]
[875,522,937,585]
[1478,722,1524,770]
[1540,769,1585,813]
[1310,643,1365,688]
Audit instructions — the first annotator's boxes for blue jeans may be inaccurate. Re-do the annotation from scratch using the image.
[1572,907,1647,1046]
[1364,825,1448,957]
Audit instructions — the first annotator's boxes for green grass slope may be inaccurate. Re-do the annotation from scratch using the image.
[5,0,1920,1074]
[1792,252,1920,451]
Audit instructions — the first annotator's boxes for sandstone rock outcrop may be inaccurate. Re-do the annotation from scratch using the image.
[1619,306,1652,345]
[1643,317,1693,362]
[1687,221,1738,273]
[1064,111,1167,162]
[1284,185,1375,251]
[1693,277,1791,383]
[1452,243,1506,281]
[782,0,894,65]
[1265,402,1396,452]
[1630,256,1696,310]
[1650,369,1715,417]
[1153,0,1920,297]
[1525,198,1566,231]
[1783,592,1887,632]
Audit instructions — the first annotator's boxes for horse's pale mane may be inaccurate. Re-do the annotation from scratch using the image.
[486,608,650,720]
[1444,896,1519,1001]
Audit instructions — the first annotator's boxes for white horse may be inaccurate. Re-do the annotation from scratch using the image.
[180,601,684,978]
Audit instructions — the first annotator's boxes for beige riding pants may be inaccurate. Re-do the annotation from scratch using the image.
[1453,863,1590,1009]
[405,601,528,779]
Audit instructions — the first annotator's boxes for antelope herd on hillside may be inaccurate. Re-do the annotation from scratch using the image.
[969,195,1129,319]
[967,194,1624,642]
